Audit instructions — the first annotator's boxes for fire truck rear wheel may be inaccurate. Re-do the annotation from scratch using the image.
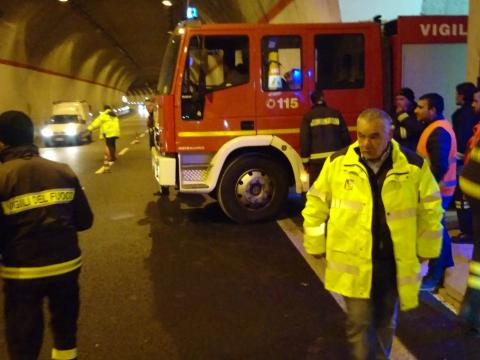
[217,155,289,223]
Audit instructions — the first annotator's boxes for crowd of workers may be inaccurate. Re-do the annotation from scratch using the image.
[301,83,480,359]
[0,81,478,359]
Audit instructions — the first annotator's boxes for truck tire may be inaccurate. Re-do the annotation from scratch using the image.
[217,155,289,223]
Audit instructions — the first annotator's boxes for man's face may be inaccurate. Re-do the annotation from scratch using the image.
[472,91,480,114]
[395,95,411,113]
[415,99,433,122]
[456,92,464,106]
[357,117,392,160]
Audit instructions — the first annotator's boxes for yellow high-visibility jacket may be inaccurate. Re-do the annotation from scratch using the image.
[88,110,120,139]
[302,140,443,311]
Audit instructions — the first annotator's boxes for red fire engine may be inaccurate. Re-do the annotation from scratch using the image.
[152,16,467,223]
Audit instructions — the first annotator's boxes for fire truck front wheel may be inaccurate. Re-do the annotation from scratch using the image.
[218,155,289,223]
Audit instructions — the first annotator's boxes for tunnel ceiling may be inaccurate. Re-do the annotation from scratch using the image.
[0,0,278,94]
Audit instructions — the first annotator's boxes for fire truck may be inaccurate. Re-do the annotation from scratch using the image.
[151,16,467,223]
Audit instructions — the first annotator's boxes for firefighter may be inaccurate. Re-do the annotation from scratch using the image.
[392,87,425,151]
[303,108,442,359]
[459,141,480,336]
[300,89,351,186]
[452,83,477,243]
[0,111,93,360]
[415,93,457,291]
[145,98,155,149]
[88,105,121,171]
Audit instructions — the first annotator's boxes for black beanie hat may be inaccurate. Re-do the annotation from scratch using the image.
[397,87,416,104]
[0,111,34,147]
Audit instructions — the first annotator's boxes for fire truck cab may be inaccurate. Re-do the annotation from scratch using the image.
[152,16,466,223]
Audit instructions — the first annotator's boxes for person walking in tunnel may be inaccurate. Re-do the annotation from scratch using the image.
[392,87,425,151]
[0,111,94,360]
[415,93,457,291]
[302,108,443,359]
[88,105,120,172]
[459,138,480,336]
[145,98,156,149]
[300,89,351,186]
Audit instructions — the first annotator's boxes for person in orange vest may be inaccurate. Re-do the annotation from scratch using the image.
[415,93,457,291]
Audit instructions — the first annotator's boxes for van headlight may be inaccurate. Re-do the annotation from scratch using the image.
[41,128,53,137]
[65,125,77,136]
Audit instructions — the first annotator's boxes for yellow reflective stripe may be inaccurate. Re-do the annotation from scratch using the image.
[178,130,256,137]
[399,127,407,139]
[422,192,441,203]
[1,188,75,215]
[304,223,325,237]
[257,128,299,135]
[302,157,309,163]
[310,117,340,127]
[310,151,335,160]
[470,261,480,276]
[470,147,480,163]
[1,257,82,280]
[418,229,442,240]
[398,273,422,286]
[331,198,363,211]
[397,112,409,122]
[308,187,328,202]
[460,176,480,200]
[468,275,480,290]
[52,347,78,360]
[327,260,359,275]
[387,208,416,220]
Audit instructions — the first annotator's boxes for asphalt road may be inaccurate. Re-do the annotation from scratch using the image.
[0,113,479,359]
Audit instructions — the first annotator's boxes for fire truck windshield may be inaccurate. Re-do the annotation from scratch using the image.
[157,34,181,95]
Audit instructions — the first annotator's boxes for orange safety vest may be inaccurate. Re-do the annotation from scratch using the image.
[465,123,480,165]
[417,120,457,196]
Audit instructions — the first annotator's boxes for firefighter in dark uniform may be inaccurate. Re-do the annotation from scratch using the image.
[392,87,425,151]
[300,89,351,186]
[0,111,93,360]
[460,140,480,335]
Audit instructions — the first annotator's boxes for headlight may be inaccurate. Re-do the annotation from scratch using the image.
[41,128,53,137]
[65,125,77,136]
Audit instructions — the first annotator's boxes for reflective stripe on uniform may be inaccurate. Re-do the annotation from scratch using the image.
[310,117,340,127]
[397,113,409,122]
[310,151,335,160]
[331,198,363,211]
[418,229,442,240]
[52,347,78,360]
[302,157,309,163]
[421,192,441,203]
[0,257,82,280]
[460,176,480,200]
[327,260,359,275]
[398,273,422,286]
[386,208,416,220]
[470,261,480,276]
[304,223,325,237]
[1,188,75,215]
[399,127,407,139]
[308,187,328,202]
[468,274,480,291]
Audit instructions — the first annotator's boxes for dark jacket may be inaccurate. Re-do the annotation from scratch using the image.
[425,126,452,183]
[0,145,93,276]
[300,103,351,165]
[452,104,477,159]
[393,110,425,151]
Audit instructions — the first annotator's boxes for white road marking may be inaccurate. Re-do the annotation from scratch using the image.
[139,133,146,138]
[118,148,129,156]
[130,139,140,144]
[95,166,106,174]
[277,218,417,360]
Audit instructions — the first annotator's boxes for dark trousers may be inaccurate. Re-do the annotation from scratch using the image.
[148,127,155,148]
[425,195,455,281]
[105,137,118,162]
[344,260,399,360]
[454,184,473,235]
[460,196,480,328]
[4,270,80,360]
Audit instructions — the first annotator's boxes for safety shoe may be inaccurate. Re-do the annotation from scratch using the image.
[420,276,441,292]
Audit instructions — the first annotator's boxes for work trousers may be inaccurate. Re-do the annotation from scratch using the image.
[344,260,399,360]
[4,269,80,360]
[104,136,118,162]
[425,195,455,281]
[454,183,473,236]
[460,196,480,329]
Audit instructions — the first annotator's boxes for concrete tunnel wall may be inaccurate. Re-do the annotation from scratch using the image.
[0,1,134,130]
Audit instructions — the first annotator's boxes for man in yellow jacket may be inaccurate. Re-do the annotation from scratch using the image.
[303,108,443,359]
[88,105,120,169]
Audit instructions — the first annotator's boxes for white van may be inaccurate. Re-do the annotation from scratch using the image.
[41,101,93,146]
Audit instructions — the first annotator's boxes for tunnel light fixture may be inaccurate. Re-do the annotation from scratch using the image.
[58,0,69,3]
[162,0,173,6]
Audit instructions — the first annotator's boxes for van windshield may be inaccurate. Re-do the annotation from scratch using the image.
[157,34,181,95]
[48,115,79,124]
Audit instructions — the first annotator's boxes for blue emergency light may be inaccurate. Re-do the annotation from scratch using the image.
[187,6,198,19]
